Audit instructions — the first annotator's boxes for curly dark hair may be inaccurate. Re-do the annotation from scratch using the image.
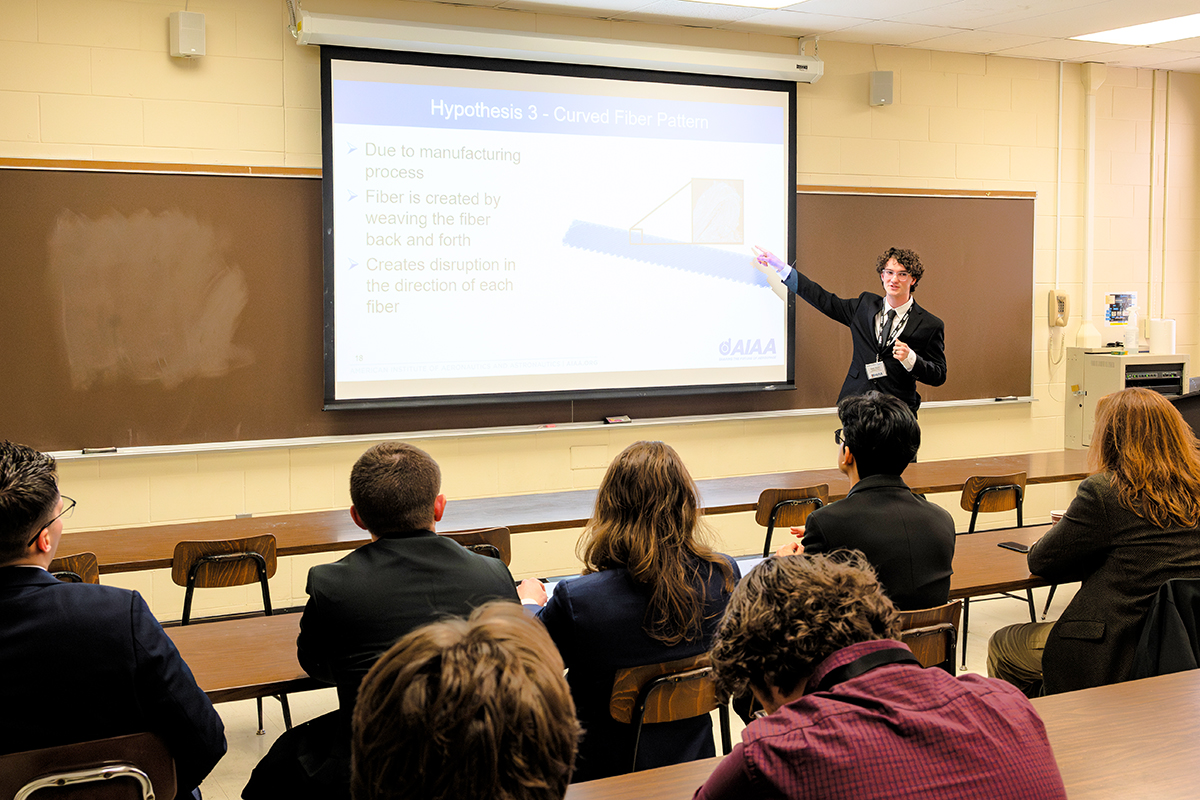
[709,552,899,700]
[875,247,924,292]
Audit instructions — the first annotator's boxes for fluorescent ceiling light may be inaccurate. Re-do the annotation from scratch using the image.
[1072,12,1200,45]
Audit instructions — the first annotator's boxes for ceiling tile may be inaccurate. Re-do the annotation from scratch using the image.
[498,0,651,16]
[992,37,1133,60]
[1080,44,1200,68]
[894,0,1100,30]
[609,0,767,25]
[907,28,1050,52]
[984,0,1200,38]
[827,20,960,46]
[784,0,951,20]
[721,9,872,34]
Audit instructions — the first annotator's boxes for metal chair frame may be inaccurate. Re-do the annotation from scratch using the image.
[629,666,731,772]
[757,486,829,558]
[173,539,290,734]
[959,476,1039,669]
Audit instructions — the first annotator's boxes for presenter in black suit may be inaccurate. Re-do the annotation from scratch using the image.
[754,246,946,414]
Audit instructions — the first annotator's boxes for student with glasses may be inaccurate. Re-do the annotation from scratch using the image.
[754,245,946,415]
[0,440,226,800]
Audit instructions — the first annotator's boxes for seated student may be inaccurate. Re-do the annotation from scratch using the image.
[0,441,226,800]
[533,441,740,782]
[989,387,1200,696]
[695,553,1067,800]
[777,390,955,610]
[246,442,541,799]
[351,601,580,800]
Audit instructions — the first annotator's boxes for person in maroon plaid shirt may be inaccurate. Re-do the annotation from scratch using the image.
[695,554,1067,800]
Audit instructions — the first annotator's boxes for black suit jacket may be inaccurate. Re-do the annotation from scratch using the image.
[785,270,946,412]
[296,530,521,712]
[1031,474,1200,694]
[537,557,740,782]
[801,474,956,610]
[0,566,226,799]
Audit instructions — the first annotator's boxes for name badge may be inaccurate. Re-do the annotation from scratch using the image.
[866,360,887,380]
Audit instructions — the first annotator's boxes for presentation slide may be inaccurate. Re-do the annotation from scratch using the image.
[325,52,793,405]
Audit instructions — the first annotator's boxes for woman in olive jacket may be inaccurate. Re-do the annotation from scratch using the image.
[988,387,1200,695]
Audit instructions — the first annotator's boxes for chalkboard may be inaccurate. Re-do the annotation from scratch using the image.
[0,166,1032,451]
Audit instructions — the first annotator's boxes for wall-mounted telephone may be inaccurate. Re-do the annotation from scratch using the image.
[1048,290,1070,328]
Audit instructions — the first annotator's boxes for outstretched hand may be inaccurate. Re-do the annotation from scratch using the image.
[753,245,792,280]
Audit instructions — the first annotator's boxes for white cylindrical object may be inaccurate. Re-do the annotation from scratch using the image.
[1149,318,1177,354]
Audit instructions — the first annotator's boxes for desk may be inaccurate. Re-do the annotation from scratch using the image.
[61,450,1087,574]
[172,527,1049,704]
[565,670,1200,800]
[167,614,318,704]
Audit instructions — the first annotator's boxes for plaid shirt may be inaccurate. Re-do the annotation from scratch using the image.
[695,640,1067,800]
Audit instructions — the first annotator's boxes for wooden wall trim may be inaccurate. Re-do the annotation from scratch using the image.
[797,184,1037,199]
[0,157,321,179]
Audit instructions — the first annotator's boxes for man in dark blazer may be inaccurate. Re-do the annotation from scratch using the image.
[779,392,955,610]
[756,246,946,414]
[246,441,538,799]
[0,441,226,800]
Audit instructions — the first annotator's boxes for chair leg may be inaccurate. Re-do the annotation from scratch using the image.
[279,694,293,730]
[1024,588,1037,623]
[960,598,970,670]
[718,704,732,755]
[256,697,265,736]
[1041,584,1058,619]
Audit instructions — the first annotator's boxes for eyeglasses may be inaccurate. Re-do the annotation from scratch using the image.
[26,496,76,547]
[881,269,911,280]
[834,428,843,446]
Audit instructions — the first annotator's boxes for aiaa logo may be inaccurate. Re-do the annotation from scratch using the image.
[719,338,777,356]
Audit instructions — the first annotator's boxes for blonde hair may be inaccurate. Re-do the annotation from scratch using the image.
[579,441,735,646]
[1090,387,1200,528]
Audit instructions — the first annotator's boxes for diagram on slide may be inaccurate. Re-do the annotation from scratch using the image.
[628,179,744,245]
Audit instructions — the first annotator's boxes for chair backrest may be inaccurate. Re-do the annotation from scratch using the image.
[171,535,278,624]
[959,472,1026,533]
[609,654,719,726]
[442,527,512,565]
[897,600,962,674]
[756,485,829,557]
[49,551,100,584]
[0,732,175,800]
[170,535,278,588]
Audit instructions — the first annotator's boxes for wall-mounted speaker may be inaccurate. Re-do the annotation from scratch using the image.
[869,71,893,106]
[170,11,206,58]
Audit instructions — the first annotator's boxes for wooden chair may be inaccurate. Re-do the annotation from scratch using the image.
[897,600,962,675]
[609,654,731,772]
[171,534,291,735]
[958,472,1036,668]
[0,732,174,800]
[49,551,100,584]
[442,526,511,565]
[756,485,829,558]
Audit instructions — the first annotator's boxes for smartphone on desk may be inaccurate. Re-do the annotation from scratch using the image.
[997,541,1030,554]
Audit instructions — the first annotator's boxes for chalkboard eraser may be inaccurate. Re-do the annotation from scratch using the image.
[235,513,253,519]
[604,415,632,424]
[994,396,1019,402]
[81,447,118,454]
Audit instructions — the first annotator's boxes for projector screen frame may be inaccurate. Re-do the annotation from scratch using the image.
[319,44,797,411]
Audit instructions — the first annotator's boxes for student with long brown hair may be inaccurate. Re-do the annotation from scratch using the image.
[988,387,1200,695]
[535,440,739,782]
